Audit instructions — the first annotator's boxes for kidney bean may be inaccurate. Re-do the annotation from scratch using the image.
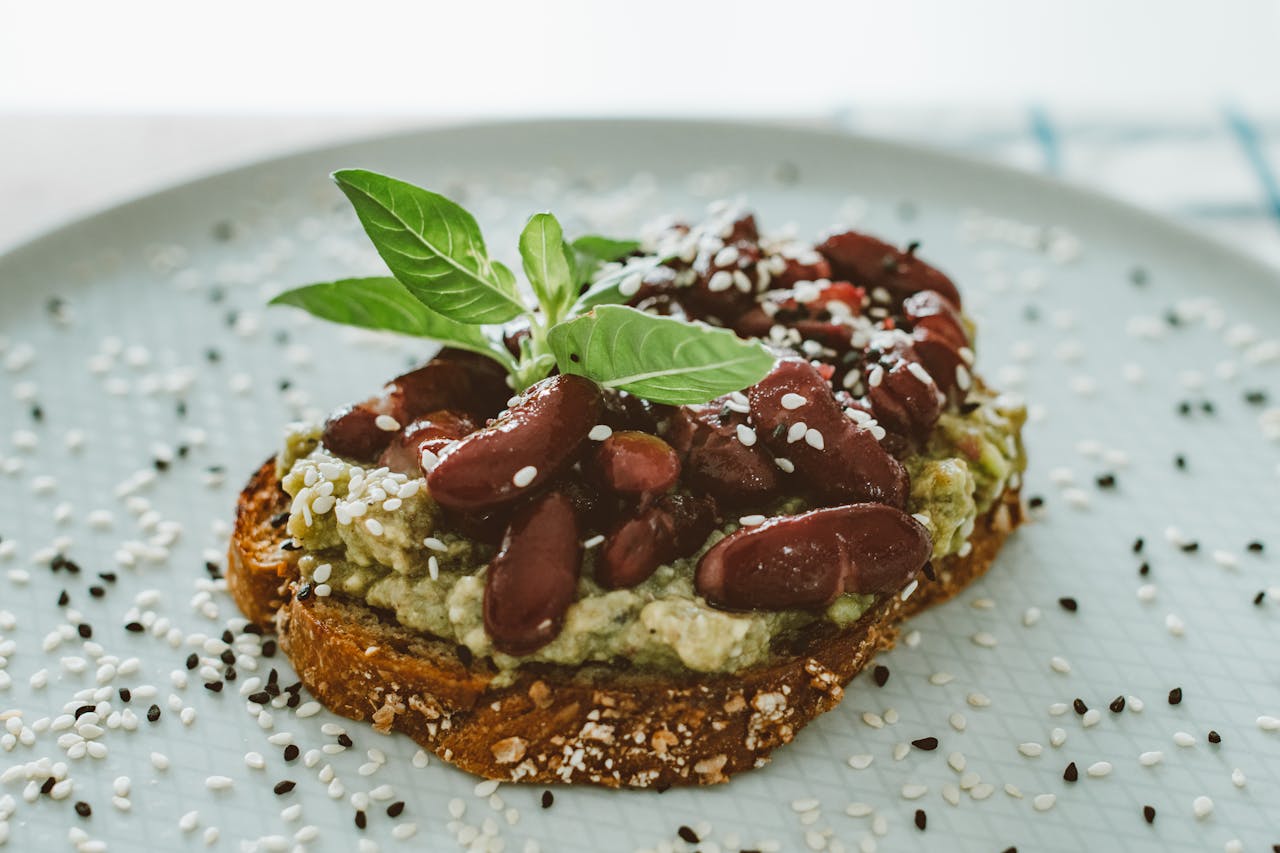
[818,231,961,309]
[426,374,603,510]
[863,333,943,441]
[695,503,931,611]
[321,352,510,462]
[681,243,762,323]
[593,431,680,496]
[902,290,968,349]
[376,410,476,475]
[665,401,780,505]
[748,358,908,508]
[595,493,717,589]
[910,326,967,398]
[483,491,582,655]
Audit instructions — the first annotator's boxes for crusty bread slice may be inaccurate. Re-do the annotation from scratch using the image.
[229,458,1022,788]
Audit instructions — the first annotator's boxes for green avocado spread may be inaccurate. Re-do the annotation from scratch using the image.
[278,389,1025,680]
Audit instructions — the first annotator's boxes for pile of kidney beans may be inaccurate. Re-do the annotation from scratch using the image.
[317,214,974,656]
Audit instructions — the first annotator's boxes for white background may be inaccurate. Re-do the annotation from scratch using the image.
[3,0,1279,115]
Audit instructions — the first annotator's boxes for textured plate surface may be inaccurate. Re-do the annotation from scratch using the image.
[0,120,1278,853]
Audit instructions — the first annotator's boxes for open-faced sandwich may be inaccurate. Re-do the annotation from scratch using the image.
[228,170,1026,788]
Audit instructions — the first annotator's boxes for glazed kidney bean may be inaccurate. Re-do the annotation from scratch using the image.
[818,231,962,309]
[593,431,681,496]
[770,253,832,289]
[681,243,762,324]
[595,493,716,589]
[910,326,967,398]
[483,491,582,655]
[321,353,510,462]
[426,374,603,510]
[749,358,908,508]
[376,410,477,475]
[695,503,931,611]
[863,333,943,441]
[665,402,780,505]
[902,290,968,349]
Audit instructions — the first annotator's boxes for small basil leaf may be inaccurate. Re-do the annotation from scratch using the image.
[571,256,663,312]
[269,277,513,368]
[518,213,575,321]
[547,305,775,405]
[572,235,641,263]
[331,169,526,325]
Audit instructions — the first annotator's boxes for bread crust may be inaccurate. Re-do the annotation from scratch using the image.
[229,458,1022,788]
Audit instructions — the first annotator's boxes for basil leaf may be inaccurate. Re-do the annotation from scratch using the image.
[571,256,663,312]
[572,235,641,263]
[332,169,526,324]
[547,305,775,405]
[270,277,513,368]
[518,213,576,321]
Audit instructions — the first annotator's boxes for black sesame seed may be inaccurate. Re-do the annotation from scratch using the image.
[1028,495,1044,509]
[296,583,312,601]
[921,561,936,581]
[1244,389,1268,406]
[244,622,263,635]
[74,801,91,817]
[914,808,926,830]
[31,405,44,422]
[1064,761,1079,782]
[677,826,699,844]
[125,621,144,633]
[1058,597,1078,612]
[262,640,277,658]
[1073,698,1088,715]
[1201,400,1215,414]
[249,692,271,705]
[77,624,92,639]
[57,590,69,606]
[1139,562,1151,576]
[223,666,237,682]
[281,541,301,552]
[873,665,890,687]
[1208,730,1221,744]
[1109,696,1126,713]
[541,790,554,809]
[273,781,296,795]
[203,681,223,693]
[1174,454,1187,470]
[1023,305,1040,323]
[1143,804,1156,824]
[455,644,474,667]
[1177,401,1192,416]
[286,693,301,709]
[153,458,170,472]
[1180,541,1200,553]
[40,777,56,794]
[354,810,367,830]
[99,572,117,583]
[911,736,939,751]
[220,649,235,666]
[88,586,105,598]
[270,512,290,529]
[1164,309,1182,327]
[1095,473,1116,489]
[1247,541,1265,553]
[1132,537,1144,554]
[185,653,199,670]
[74,705,95,719]
[337,733,353,748]
[1130,267,1148,286]
[1256,591,1267,605]
[1168,687,1182,705]
[118,688,131,703]
[146,704,160,722]
[205,561,222,578]
[386,801,405,818]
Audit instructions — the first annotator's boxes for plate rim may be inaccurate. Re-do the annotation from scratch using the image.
[1,116,1277,284]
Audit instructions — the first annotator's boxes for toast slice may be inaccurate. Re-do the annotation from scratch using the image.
[228,457,1022,788]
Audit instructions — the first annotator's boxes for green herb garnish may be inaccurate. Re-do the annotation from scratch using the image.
[271,170,774,403]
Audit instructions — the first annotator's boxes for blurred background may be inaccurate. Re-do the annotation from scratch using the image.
[2,0,1279,264]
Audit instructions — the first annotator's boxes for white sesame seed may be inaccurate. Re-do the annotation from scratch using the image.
[868,366,884,388]
[781,393,807,410]
[787,422,808,443]
[845,802,873,817]
[791,798,820,813]
[392,823,418,840]
[244,752,265,770]
[295,702,321,718]
[179,810,200,832]
[739,515,767,527]
[1087,761,1112,777]
[1050,656,1071,673]
[774,457,795,473]
[474,779,500,798]
[1137,584,1157,602]
[900,783,928,800]
[1129,695,1145,712]
[1082,709,1101,727]
[804,428,824,450]
[1173,731,1196,747]
[1018,742,1043,758]
[363,518,384,536]
[1257,715,1280,731]
[971,632,997,648]
[581,535,605,549]
[512,466,538,488]
[312,563,332,584]
[1192,795,1214,819]
[1033,794,1056,811]
[970,783,995,800]
[861,712,884,729]
[1232,768,1246,787]
[1165,612,1186,636]
[735,424,757,447]
[150,752,170,770]
[587,424,613,441]
[949,713,967,731]
[847,754,873,770]
[1139,750,1164,766]
[205,776,233,791]
[1023,606,1041,626]
[1050,727,1066,747]
[374,415,401,432]
[928,672,953,686]
[427,556,440,581]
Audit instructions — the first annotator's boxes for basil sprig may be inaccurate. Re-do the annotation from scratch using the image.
[271,170,773,403]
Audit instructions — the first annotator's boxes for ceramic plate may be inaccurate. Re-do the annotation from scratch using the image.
[1,120,1278,853]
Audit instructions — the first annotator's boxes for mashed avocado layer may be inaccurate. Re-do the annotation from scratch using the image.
[278,389,1025,679]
